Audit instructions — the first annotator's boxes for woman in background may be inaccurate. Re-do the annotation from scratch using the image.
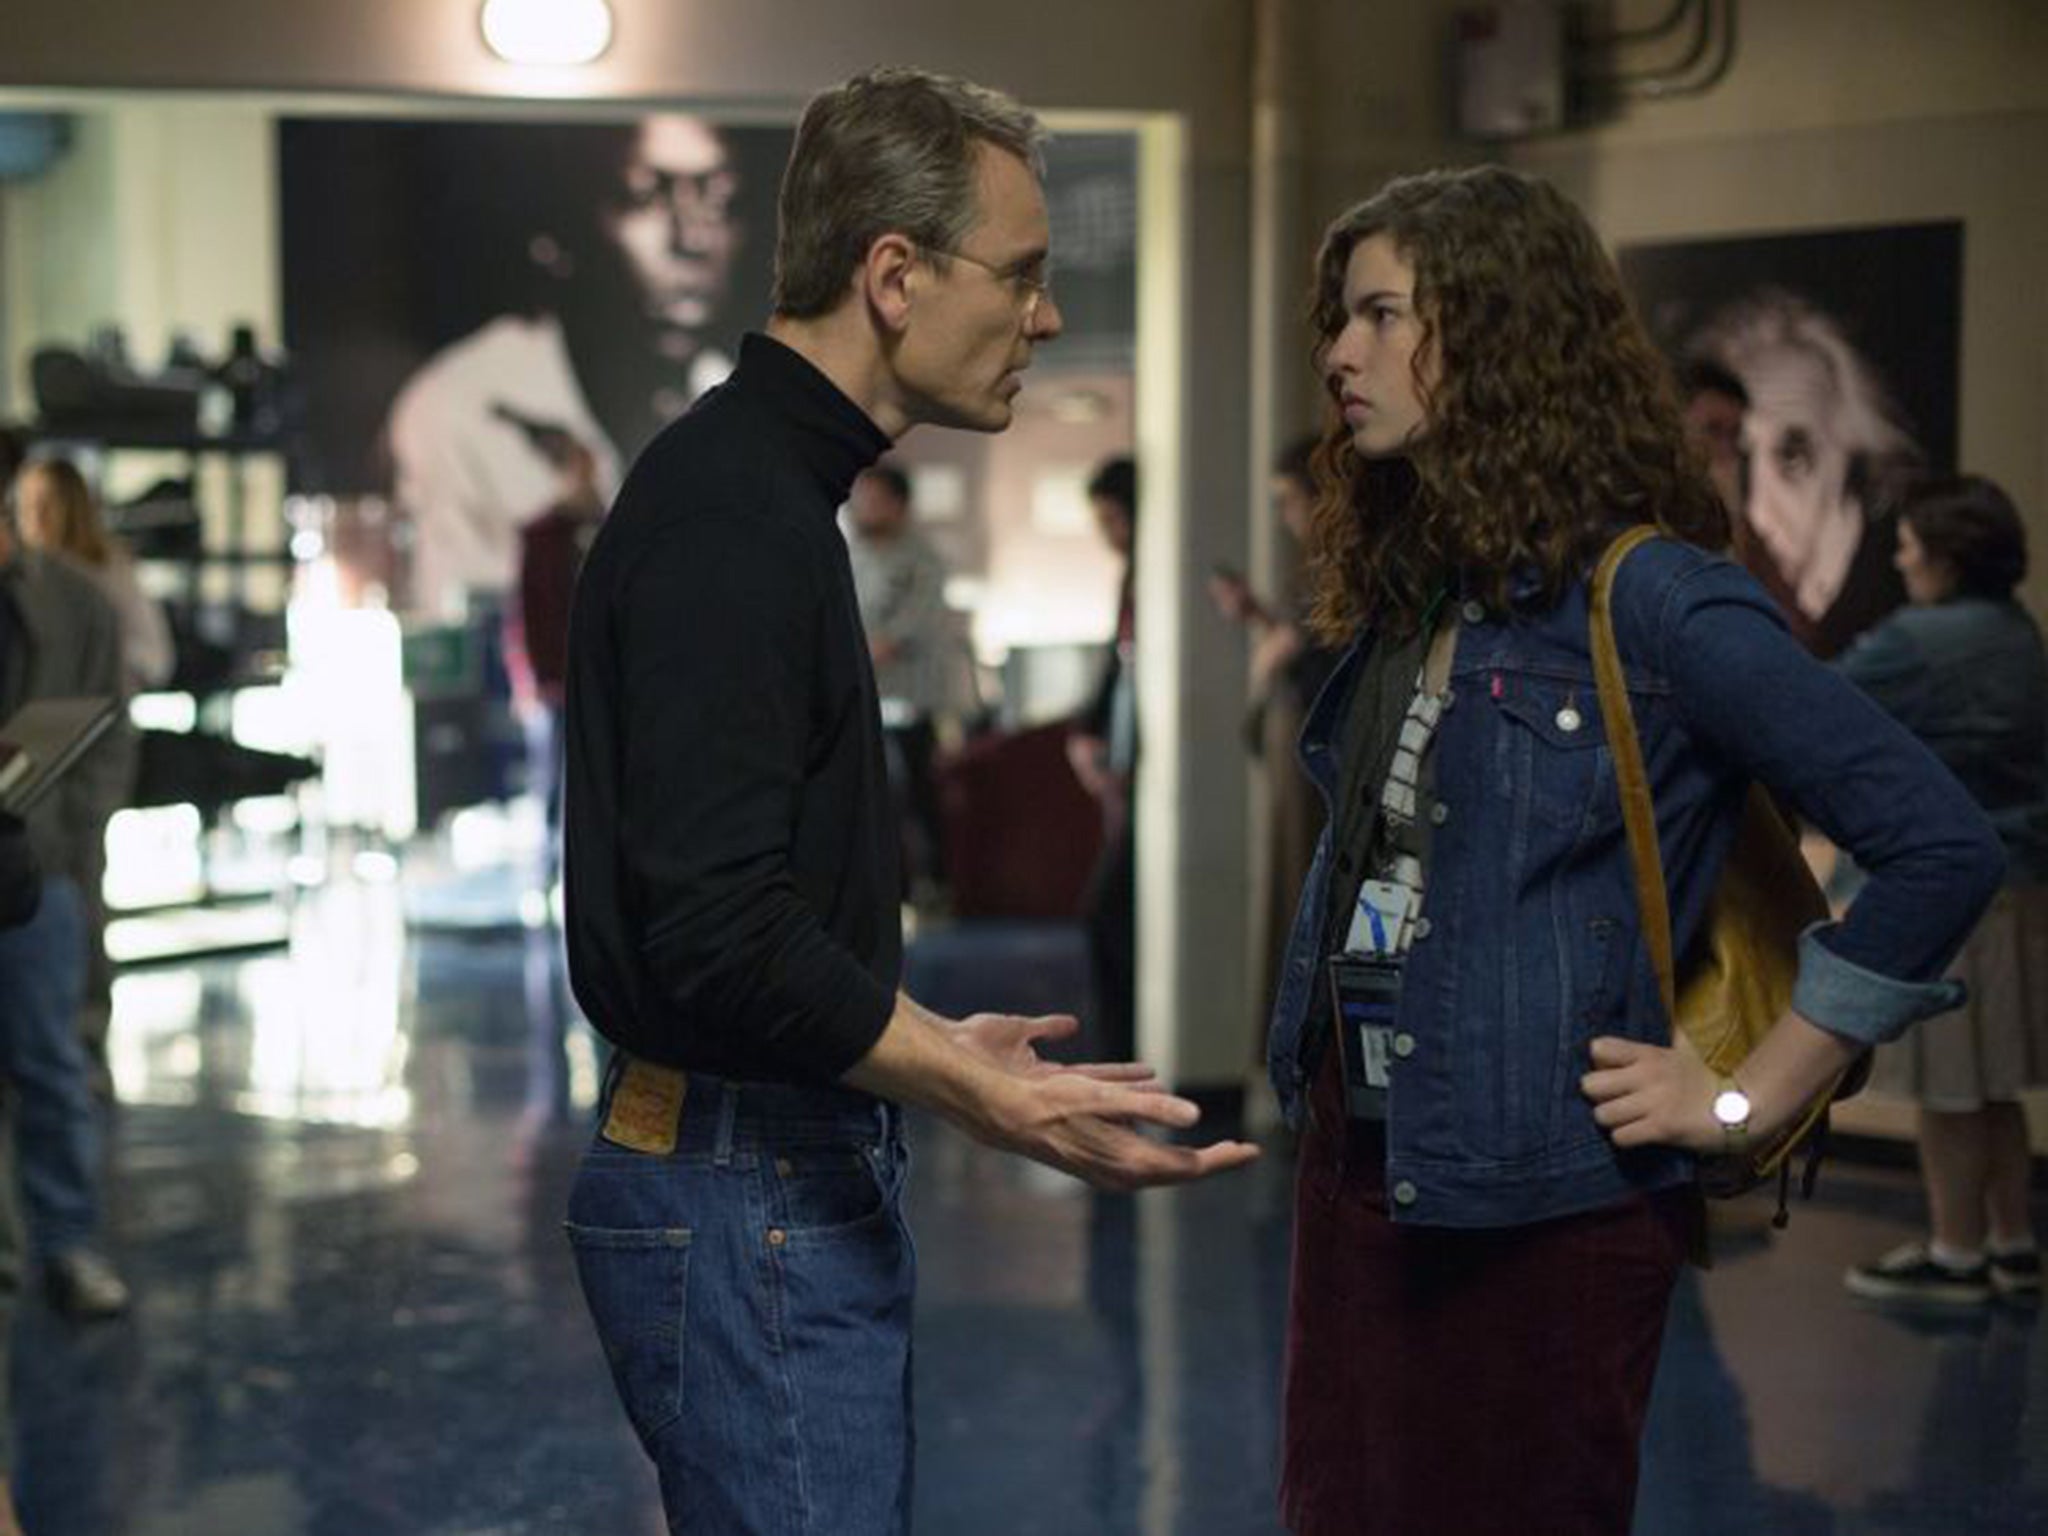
[1839,474,2047,1306]
[14,455,173,1092]
[1209,434,1339,1075]
[16,457,174,694]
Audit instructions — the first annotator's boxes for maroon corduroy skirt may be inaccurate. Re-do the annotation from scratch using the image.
[1280,1055,1695,1536]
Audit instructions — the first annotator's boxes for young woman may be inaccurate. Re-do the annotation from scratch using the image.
[13,456,171,1102]
[15,457,174,694]
[1265,165,2004,1535]
[1838,475,2047,1306]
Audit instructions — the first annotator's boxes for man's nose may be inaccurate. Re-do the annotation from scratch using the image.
[1032,291,1065,340]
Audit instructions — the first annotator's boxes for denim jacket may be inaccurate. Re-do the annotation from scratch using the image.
[1836,597,2048,881]
[1267,537,2005,1229]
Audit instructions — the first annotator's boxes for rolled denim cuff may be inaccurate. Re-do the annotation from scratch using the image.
[1790,922,1966,1046]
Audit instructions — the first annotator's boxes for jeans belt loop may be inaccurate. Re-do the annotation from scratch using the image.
[712,1080,740,1167]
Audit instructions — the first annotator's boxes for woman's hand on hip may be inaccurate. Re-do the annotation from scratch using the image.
[1579,1031,1723,1153]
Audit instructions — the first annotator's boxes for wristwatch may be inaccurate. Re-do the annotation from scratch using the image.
[1711,1074,1753,1155]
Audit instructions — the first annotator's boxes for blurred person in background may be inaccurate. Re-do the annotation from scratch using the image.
[15,455,174,1088]
[1840,475,2048,1307]
[505,433,608,882]
[0,804,39,1536]
[846,461,955,903]
[0,426,42,1535]
[15,459,174,697]
[0,435,130,1323]
[1209,434,1339,1070]
[1068,455,1138,1060]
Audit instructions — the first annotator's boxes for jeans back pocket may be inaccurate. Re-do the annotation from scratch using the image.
[564,1222,692,1445]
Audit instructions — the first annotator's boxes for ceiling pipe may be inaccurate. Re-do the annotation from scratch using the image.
[1606,0,1716,87]
[1619,0,1737,98]
[1579,0,1694,49]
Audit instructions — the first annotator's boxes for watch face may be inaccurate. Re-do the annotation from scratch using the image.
[1712,1088,1752,1127]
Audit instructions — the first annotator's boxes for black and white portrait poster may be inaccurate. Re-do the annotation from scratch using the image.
[280,114,792,615]
[1621,222,1962,657]
[281,116,1139,620]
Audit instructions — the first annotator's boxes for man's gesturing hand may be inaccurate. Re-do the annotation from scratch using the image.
[844,999,1260,1192]
[976,1066,1261,1191]
[953,1010,1162,1088]
[950,1011,1257,1187]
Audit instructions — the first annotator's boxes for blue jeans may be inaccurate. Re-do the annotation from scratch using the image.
[568,1063,916,1535]
[0,876,99,1258]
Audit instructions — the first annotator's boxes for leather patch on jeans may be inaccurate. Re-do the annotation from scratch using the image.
[601,1060,687,1154]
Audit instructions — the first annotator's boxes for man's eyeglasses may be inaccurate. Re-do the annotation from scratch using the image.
[928,247,1054,323]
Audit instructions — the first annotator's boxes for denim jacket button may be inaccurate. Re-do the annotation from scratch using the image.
[1429,802,1450,827]
[1393,1180,1419,1206]
[1392,1032,1416,1058]
[1413,917,1433,941]
[1460,600,1486,625]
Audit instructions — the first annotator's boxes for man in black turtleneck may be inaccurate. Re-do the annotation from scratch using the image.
[561,69,1256,1532]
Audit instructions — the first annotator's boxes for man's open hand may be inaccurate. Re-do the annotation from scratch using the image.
[954,1011,1162,1088]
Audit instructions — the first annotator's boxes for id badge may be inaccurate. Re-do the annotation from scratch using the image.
[1327,954,1402,1121]
[1344,879,1415,958]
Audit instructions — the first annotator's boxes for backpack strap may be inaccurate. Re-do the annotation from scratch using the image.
[1588,524,1678,1032]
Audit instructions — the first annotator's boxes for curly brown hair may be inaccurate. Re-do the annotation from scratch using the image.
[1303,166,1727,643]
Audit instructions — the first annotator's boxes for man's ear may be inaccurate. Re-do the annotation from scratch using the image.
[862,233,921,334]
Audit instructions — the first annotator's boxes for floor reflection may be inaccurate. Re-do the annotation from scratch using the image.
[10,872,2046,1534]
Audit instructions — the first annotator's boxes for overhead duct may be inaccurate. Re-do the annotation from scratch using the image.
[1450,0,1740,140]
[1591,0,1739,100]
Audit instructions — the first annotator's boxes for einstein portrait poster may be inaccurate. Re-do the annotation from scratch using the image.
[1619,222,1962,657]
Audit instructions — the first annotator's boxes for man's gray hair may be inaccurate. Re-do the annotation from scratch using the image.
[773,66,1045,320]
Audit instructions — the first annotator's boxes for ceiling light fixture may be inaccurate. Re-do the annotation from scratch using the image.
[479,0,615,67]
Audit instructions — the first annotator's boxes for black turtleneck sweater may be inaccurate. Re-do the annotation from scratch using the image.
[564,333,899,1083]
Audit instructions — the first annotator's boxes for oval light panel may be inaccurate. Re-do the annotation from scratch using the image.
[480,0,614,66]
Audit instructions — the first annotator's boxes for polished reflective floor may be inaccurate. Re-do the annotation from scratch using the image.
[13,874,2047,1534]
